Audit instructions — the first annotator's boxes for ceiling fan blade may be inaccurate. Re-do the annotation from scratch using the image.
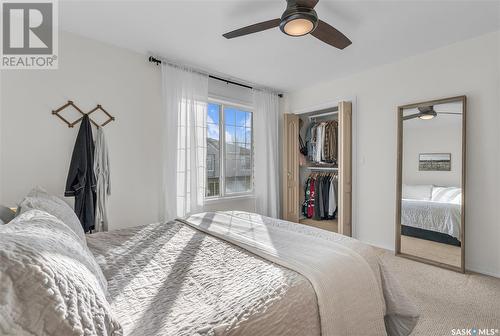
[295,0,319,8]
[437,112,462,115]
[403,113,422,121]
[223,19,281,39]
[310,20,352,49]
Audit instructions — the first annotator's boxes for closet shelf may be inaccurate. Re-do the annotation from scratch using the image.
[302,166,338,171]
[309,111,338,120]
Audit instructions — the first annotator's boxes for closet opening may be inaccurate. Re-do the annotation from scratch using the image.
[282,102,352,236]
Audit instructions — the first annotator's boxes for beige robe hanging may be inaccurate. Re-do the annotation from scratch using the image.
[94,127,111,232]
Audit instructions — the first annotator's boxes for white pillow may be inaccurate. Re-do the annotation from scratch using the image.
[19,187,86,246]
[0,210,120,336]
[402,184,433,200]
[431,186,462,204]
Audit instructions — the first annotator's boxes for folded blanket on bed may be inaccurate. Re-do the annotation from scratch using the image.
[180,211,388,336]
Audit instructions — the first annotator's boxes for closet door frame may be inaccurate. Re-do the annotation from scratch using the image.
[338,101,352,236]
[282,113,300,222]
[284,100,353,237]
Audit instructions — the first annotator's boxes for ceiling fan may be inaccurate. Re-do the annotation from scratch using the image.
[403,106,462,121]
[223,0,352,50]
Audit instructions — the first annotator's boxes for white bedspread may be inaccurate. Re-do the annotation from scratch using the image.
[401,199,461,239]
[87,218,321,336]
[87,211,418,336]
[182,212,389,336]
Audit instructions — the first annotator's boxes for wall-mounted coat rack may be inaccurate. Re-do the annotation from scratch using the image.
[52,100,115,128]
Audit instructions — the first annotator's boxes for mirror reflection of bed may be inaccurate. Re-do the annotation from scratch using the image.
[400,184,461,266]
[397,96,465,271]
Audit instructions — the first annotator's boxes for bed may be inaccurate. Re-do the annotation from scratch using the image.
[1,188,418,336]
[85,211,419,336]
[401,186,462,245]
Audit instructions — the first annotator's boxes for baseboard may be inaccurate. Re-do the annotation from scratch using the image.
[466,266,500,279]
[362,240,500,279]
[360,239,394,252]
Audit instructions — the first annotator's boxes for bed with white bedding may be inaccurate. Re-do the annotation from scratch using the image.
[0,188,418,336]
[401,199,461,239]
[401,186,462,242]
[86,211,419,336]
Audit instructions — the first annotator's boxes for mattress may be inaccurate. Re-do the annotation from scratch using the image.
[86,211,418,336]
[401,199,461,239]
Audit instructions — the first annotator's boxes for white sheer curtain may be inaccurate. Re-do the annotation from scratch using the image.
[253,89,280,218]
[161,63,208,221]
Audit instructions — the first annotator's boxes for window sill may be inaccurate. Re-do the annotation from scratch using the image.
[205,194,255,204]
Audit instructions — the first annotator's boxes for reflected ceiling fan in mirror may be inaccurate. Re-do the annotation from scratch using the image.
[403,106,462,121]
[223,0,352,49]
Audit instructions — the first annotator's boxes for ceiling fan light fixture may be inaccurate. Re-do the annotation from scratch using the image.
[418,111,437,120]
[223,0,352,50]
[280,9,318,37]
[283,17,314,36]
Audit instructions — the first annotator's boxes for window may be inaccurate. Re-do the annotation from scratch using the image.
[206,104,220,198]
[207,154,215,172]
[206,101,253,198]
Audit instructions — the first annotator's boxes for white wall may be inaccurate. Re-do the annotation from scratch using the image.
[403,115,462,187]
[1,31,163,230]
[209,77,253,107]
[287,31,500,277]
[0,31,258,230]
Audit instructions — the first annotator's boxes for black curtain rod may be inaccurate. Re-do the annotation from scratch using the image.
[148,56,283,98]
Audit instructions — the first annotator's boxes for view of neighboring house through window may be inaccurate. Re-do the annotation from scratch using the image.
[206,101,253,198]
[206,103,221,197]
[207,154,215,172]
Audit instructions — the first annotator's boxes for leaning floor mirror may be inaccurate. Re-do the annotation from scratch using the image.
[396,96,466,272]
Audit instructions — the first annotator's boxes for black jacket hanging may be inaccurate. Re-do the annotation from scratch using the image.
[65,115,96,233]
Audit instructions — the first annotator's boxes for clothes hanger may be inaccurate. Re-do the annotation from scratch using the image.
[52,101,115,128]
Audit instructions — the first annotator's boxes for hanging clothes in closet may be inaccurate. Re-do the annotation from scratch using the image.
[302,173,338,220]
[304,120,338,165]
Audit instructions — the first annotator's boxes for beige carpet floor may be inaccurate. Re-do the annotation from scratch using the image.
[379,251,500,335]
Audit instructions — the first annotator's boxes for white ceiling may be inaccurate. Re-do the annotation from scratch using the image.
[59,0,500,92]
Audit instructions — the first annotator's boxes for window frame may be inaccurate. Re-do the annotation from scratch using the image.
[205,97,254,200]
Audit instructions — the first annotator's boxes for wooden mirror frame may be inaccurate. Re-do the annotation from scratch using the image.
[395,95,466,273]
